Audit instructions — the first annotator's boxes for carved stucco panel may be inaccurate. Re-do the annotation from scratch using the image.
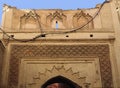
[8,44,113,88]
[19,57,101,88]
[46,11,67,29]
[20,11,41,30]
[73,11,94,30]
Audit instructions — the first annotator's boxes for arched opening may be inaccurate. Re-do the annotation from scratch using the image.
[56,21,59,29]
[41,76,82,88]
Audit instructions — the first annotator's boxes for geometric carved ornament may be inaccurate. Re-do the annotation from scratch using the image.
[8,44,113,88]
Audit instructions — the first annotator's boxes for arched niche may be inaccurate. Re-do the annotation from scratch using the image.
[41,76,82,88]
[73,11,94,30]
[46,11,67,29]
[20,11,40,30]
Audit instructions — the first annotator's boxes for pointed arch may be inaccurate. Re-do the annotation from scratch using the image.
[46,11,67,29]
[73,11,94,29]
[41,76,82,88]
[20,11,40,30]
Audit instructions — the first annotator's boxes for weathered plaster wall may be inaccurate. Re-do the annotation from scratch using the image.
[110,0,120,87]
[0,41,4,87]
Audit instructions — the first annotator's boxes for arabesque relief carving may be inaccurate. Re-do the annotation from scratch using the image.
[20,11,40,30]
[73,11,94,29]
[8,44,113,88]
[46,11,67,29]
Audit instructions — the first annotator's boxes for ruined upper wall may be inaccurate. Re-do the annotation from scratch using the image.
[1,2,114,32]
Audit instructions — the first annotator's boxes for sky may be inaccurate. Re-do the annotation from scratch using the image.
[0,0,105,24]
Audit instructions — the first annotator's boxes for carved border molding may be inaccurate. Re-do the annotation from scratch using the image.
[8,44,113,88]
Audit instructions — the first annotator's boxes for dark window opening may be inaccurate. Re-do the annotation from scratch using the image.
[56,21,59,29]
[41,76,82,88]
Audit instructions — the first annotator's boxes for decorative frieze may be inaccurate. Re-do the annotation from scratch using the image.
[8,44,113,88]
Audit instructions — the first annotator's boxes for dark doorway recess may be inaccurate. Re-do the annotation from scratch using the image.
[41,76,82,88]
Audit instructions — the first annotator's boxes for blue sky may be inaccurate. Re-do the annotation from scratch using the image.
[0,0,105,24]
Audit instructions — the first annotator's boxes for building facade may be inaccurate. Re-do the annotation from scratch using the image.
[0,0,120,88]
